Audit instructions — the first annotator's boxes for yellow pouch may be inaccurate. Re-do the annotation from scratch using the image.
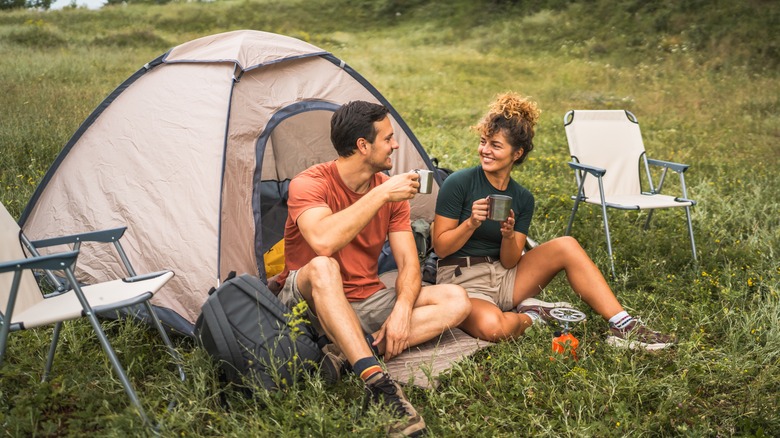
[263,239,285,278]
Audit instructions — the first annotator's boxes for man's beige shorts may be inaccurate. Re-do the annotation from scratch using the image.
[436,261,517,312]
[279,269,398,336]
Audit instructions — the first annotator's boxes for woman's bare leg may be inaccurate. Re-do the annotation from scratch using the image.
[512,236,623,320]
[459,298,533,342]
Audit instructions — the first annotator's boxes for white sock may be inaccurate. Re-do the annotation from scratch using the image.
[608,311,633,329]
[523,310,544,325]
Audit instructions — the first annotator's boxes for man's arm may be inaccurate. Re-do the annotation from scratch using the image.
[372,230,421,360]
[296,173,418,256]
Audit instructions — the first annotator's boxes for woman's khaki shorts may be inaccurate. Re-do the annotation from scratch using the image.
[436,261,517,312]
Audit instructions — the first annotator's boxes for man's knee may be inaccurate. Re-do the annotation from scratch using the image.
[437,284,471,323]
[307,256,340,278]
[301,256,342,301]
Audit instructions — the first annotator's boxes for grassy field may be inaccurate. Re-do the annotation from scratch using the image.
[1,0,779,436]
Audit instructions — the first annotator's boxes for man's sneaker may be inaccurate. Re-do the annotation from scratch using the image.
[516,298,573,325]
[319,343,347,385]
[363,372,426,437]
[606,320,676,351]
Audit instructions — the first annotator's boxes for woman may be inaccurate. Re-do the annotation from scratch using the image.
[432,92,674,350]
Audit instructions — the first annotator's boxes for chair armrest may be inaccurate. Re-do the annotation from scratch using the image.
[568,161,606,177]
[0,251,79,274]
[30,227,127,248]
[647,158,690,173]
[123,270,173,283]
[675,197,697,205]
[27,227,135,284]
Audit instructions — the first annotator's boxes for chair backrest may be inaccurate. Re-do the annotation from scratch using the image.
[564,110,646,198]
[0,203,43,315]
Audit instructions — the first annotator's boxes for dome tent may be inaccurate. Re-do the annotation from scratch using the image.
[20,30,443,336]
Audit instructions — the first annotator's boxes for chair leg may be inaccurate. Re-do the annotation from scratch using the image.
[685,206,697,261]
[0,320,10,367]
[43,321,63,382]
[643,210,655,230]
[143,301,185,382]
[83,310,152,427]
[600,204,617,278]
[0,275,21,367]
[565,198,582,235]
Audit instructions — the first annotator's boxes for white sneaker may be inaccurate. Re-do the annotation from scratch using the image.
[517,297,573,311]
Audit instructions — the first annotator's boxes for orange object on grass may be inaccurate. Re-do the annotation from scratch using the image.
[551,332,579,361]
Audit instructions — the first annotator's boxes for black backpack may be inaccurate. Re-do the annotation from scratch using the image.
[194,272,323,391]
[431,157,454,182]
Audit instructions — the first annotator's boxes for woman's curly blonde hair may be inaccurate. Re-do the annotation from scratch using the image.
[472,92,540,166]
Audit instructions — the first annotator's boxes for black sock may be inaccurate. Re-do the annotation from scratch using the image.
[364,333,381,357]
[352,357,382,382]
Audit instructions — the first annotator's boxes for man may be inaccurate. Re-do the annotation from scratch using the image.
[276,101,471,437]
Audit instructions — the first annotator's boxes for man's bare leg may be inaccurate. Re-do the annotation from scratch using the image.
[371,283,471,354]
[293,256,374,364]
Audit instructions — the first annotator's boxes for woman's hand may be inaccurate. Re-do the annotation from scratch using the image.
[468,197,489,229]
[500,210,515,239]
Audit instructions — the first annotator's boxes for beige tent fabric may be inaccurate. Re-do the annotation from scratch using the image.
[23,64,232,324]
[0,204,43,315]
[165,30,326,70]
[21,30,442,328]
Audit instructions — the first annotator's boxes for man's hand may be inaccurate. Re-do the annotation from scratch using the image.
[378,173,419,203]
[372,303,412,361]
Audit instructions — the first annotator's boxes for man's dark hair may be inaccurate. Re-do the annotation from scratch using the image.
[330,101,390,157]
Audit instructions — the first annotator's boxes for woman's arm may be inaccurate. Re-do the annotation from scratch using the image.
[432,198,489,258]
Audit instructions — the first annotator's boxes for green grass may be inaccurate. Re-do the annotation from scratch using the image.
[1,0,779,436]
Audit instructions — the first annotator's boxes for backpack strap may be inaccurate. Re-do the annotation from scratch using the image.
[200,283,246,384]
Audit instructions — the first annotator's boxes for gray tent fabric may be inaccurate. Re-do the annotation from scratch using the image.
[20,30,443,336]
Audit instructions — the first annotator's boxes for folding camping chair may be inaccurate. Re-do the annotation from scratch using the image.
[562,110,697,277]
[0,202,184,427]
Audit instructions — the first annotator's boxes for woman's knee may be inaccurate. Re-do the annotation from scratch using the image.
[541,236,589,263]
[465,311,505,341]
[549,235,582,252]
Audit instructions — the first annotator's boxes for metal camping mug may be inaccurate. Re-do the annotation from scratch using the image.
[487,194,512,221]
[412,169,433,194]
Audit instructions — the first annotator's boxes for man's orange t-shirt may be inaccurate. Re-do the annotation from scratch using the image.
[279,161,411,301]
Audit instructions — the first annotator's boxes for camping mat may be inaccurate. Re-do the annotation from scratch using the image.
[376,270,494,388]
[383,328,494,389]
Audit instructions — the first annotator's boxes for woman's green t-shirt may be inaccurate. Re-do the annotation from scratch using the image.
[435,166,534,258]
